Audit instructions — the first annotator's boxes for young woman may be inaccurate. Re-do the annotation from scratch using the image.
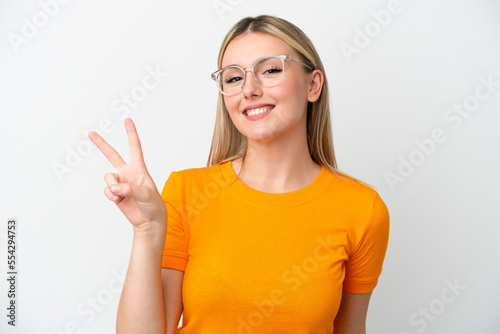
[89,15,390,334]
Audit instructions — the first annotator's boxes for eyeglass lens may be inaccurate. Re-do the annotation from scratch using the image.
[219,57,284,95]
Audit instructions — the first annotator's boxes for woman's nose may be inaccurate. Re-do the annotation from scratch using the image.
[241,70,262,98]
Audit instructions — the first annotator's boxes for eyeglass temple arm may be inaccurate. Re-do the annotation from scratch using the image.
[286,55,314,71]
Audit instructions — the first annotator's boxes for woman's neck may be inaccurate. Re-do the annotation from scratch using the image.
[231,153,321,194]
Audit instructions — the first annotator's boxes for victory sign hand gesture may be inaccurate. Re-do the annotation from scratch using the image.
[88,118,167,232]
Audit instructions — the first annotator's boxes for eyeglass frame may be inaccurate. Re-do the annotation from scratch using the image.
[211,54,314,96]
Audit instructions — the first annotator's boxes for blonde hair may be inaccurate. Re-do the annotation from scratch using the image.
[206,15,373,189]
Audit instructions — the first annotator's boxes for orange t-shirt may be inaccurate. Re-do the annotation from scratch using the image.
[161,160,390,333]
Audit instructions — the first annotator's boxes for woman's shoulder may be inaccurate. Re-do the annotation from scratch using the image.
[326,168,385,205]
[325,170,390,231]
[165,162,230,187]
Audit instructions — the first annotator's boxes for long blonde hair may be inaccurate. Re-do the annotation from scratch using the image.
[206,15,373,189]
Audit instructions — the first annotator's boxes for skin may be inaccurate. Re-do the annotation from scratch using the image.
[88,31,373,334]
[89,119,168,333]
[334,290,373,334]
[222,32,323,193]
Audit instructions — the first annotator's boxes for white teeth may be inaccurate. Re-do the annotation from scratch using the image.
[246,107,272,117]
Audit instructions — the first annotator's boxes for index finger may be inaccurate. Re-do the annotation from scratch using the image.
[88,131,127,170]
[124,118,146,165]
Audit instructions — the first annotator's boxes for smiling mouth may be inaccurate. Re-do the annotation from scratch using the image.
[244,106,274,116]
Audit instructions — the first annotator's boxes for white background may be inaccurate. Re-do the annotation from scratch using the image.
[0,0,499,333]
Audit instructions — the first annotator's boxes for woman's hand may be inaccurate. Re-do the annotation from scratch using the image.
[88,118,167,233]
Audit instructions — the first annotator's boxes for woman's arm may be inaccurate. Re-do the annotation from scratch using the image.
[162,268,184,334]
[88,119,171,333]
[333,290,373,334]
[116,225,167,334]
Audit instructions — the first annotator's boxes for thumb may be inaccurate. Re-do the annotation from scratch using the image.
[110,183,153,203]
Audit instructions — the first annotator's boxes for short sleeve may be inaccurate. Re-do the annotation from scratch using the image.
[343,193,390,294]
[160,171,189,272]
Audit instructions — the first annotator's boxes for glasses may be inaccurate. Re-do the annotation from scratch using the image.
[211,54,314,96]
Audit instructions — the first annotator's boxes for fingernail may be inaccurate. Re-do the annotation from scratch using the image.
[111,185,120,193]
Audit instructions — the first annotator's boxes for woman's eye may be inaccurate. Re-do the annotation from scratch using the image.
[225,76,243,84]
[263,67,282,75]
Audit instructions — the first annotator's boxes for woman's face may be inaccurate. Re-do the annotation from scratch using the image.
[221,32,318,144]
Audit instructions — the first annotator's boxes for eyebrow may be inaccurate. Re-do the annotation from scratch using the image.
[222,63,240,68]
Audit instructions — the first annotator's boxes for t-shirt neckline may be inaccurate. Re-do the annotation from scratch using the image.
[218,160,334,207]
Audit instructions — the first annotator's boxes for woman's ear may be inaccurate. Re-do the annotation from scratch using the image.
[307,69,324,103]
